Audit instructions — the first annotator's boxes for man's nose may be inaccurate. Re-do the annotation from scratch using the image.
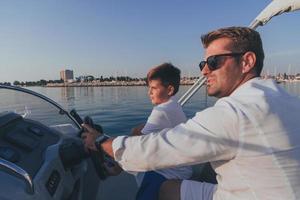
[201,64,210,76]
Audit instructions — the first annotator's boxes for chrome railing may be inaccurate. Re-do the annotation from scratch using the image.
[178,75,206,106]
[0,158,34,194]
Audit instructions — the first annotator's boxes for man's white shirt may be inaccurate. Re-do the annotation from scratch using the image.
[113,78,300,199]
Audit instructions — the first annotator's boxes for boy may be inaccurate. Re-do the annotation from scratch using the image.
[132,63,193,200]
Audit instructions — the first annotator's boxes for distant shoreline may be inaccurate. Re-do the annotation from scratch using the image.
[46,80,196,87]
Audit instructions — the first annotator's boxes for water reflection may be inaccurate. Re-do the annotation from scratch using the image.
[281,82,300,97]
[60,87,75,108]
[60,87,75,100]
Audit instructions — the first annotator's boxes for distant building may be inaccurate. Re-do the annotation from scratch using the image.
[60,69,74,82]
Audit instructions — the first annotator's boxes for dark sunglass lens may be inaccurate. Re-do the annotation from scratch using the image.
[207,56,218,70]
[199,61,206,71]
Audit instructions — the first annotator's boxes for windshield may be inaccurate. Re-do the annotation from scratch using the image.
[0,85,80,134]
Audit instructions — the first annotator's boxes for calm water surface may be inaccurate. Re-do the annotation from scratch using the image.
[28,82,300,136]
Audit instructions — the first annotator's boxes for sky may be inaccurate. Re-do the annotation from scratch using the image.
[1,0,300,83]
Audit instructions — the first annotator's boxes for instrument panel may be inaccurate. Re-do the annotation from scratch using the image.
[0,112,97,200]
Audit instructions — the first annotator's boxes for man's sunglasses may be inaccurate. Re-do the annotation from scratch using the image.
[199,52,245,71]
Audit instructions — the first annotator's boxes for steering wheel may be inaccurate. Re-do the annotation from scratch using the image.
[83,116,109,180]
[69,110,109,180]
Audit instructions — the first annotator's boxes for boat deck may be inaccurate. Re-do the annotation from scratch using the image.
[97,172,138,200]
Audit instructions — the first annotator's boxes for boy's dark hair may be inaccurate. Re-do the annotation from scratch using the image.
[147,63,181,95]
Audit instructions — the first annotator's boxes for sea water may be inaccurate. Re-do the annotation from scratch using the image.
[28,82,300,136]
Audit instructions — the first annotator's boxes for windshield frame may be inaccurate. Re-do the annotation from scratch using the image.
[0,85,81,129]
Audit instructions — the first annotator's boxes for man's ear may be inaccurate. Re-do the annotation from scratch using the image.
[167,85,175,96]
[241,51,256,74]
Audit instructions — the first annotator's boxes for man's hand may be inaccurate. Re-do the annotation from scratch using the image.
[81,123,101,151]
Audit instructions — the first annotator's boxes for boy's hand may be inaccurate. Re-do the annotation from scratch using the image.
[131,124,145,136]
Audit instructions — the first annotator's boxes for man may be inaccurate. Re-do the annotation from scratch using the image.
[83,27,300,200]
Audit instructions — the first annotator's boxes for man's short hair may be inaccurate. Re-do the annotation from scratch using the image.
[201,26,265,76]
[147,63,181,96]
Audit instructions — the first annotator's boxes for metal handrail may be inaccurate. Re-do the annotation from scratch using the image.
[178,75,206,106]
[0,158,34,194]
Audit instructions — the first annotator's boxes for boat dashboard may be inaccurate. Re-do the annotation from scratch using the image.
[0,111,97,200]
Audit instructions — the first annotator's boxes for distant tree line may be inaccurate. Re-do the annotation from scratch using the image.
[3,75,199,87]
[0,82,11,86]
[76,75,146,82]
[9,76,146,87]
[12,79,64,86]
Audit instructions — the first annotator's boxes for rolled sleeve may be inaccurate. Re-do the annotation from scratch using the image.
[112,136,128,163]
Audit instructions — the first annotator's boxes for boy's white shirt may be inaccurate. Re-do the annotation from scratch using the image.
[135,96,193,186]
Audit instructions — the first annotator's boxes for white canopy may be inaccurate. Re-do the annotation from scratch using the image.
[250,0,300,29]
